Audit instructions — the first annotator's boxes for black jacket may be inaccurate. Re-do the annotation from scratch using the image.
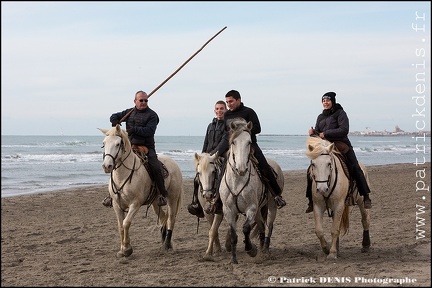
[202,118,225,153]
[110,107,159,149]
[214,102,261,156]
[313,103,352,147]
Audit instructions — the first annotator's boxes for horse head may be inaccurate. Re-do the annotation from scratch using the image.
[228,119,253,176]
[306,137,336,196]
[98,124,131,173]
[194,152,219,201]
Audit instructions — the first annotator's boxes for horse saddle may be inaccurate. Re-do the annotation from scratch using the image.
[333,152,356,206]
[131,146,169,179]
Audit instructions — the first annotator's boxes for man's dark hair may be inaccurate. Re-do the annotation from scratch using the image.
[225,90,241,100]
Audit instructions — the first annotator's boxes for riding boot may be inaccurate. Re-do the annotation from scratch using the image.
[153,165,168,206]
[102,195,112,208]
[187,174,205,218]
[305,167,313,213]
[262,166,286,209]
[205,157,226,215]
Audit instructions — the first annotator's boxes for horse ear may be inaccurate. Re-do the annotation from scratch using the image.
[230,121,236,130]
[328,143,334,153]
[307,144,314,152]
[98,128,109,135]
[247,121,253,130]
[194,152,200,161]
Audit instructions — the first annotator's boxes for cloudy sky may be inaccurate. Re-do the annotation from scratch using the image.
[2,1,430,136]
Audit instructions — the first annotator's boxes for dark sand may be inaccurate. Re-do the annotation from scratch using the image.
[1,163,430,287]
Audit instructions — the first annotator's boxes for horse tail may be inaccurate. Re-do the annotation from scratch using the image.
[340,205,350,236]
[158,186,183,228]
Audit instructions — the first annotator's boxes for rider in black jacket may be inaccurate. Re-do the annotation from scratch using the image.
[305,92,372,213]
[102,90,168,208]
[188,100,227,218]
[211,90,286,212]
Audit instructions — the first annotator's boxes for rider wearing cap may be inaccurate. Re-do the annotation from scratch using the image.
[305,91,372,213]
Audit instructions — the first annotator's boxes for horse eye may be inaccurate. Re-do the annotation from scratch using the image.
[101,145,104,148]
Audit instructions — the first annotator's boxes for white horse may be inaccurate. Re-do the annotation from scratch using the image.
[219,119,283,264]
[306,136,371,260]
[99,125,183,258]
[193,152,227,260]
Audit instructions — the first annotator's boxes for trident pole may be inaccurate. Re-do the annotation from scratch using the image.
[120,26,227,122]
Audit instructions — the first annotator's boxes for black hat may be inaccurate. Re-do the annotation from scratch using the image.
[322,92,336,105]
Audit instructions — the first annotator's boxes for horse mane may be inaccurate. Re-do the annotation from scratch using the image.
[305,136,341,159]
[194,153,211,171]
[229,118,250,144]
[107,125,131,148]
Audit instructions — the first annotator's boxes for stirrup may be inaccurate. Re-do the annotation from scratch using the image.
[187,203,205,218]
[274,195,286,209]
[158,195,167,206]
[363,196,372,209]
[102,196,112,208]
[345,193,355,206]
[305,202,313,213]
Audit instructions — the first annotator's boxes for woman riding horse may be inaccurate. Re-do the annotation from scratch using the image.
[305,92,372,213]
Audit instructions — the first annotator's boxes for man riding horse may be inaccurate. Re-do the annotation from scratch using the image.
[208,89,286,213]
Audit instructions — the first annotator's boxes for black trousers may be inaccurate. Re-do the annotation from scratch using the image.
[251,143,282,196]
[147,148,168,197]
[306,146,370,199]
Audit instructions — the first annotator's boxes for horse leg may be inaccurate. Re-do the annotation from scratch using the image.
[359,203,371,253]
[263,200,277,254]
[314,208,329,256]
[243,213,257,258]
[204,214,223,259]
[225,208,240,263]
[117,205,140,258]
[163,229,173,250]
[161,226,167,243]
[328,208,344,260]
[229,225,238,264]
[225,229,232,252]
[211,214,223,255]
[259,232,265,250]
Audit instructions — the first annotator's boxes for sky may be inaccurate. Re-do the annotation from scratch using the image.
[1,1,431,136]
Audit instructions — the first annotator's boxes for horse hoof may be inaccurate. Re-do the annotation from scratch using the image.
[124,247,133,257]
[246,244,257,257]
[163,241,173,251]
[262,247,270,254]
[361,246,370,253]
[327,253,338,261]
[202,254,215,262]
[116,248,132,258]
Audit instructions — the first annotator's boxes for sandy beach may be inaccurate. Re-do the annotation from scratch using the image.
[1,162,430,287]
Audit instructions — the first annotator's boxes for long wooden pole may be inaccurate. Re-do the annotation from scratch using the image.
[120,26,227,122]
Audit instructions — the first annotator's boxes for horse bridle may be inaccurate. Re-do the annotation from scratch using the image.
[103,135,138,171]
[103,135,140,196]
[224,130,254,198]
[198,161,218,197]
[311,152,338,199]
[228,129,252,176]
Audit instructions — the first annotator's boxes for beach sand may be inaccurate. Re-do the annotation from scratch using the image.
[1,162,430,287]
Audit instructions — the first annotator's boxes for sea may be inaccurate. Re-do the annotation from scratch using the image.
[1,134,430,198]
